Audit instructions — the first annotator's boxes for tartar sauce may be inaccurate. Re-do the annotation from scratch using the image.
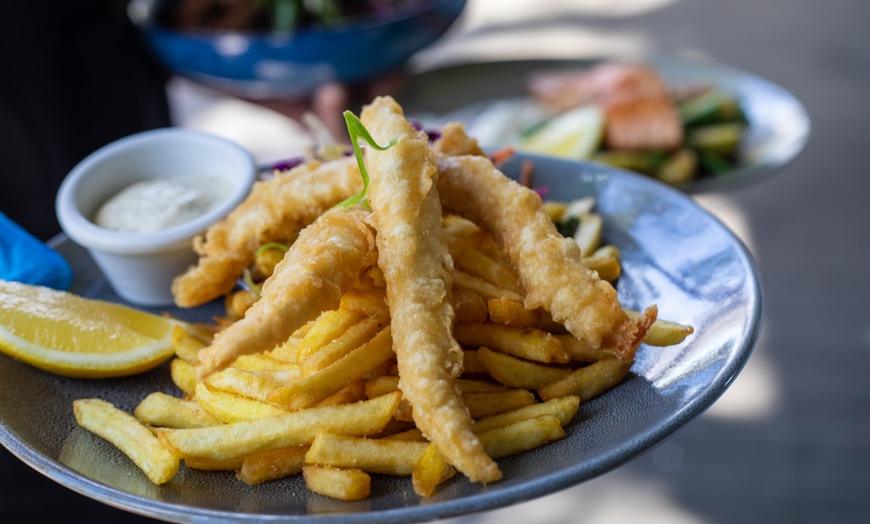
[94,175,231,233]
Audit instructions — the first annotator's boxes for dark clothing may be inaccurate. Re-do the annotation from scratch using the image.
[0,0,171,241]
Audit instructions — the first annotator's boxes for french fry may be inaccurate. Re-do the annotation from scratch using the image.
[364,375,401,398]
[238,446,308,485]
[581,256,621,282]
[412,443,456,497]
[472,396,580,433]
[563,196,597,219]
[538,358,633,402]
[184,456,244,471]
[372,380,535,421]
[463,389,537,419]
[455,378,509,393]
[172,325,205,363]
[258,368,305,385]
[73,398,179,485]
[339,287,390,318]
[305,432,429,476]
[371,418,417,439]
[195,383,289,423]
[486,297,541,328]
[443,215,503,261]
[592,244,621,261]
[478,414,565,460]
[225,289,259,320]
[232,354,302,374]
[134,392,221,429]
[382,427,425,442]
[303,466,371,501]
[314,379,368,407]
[542,201,568,223]
[452,247,523,294]
[452,270,524,302]
[477,347,573,390]
[269,326,394,410]
[295,308,363,363]
[170,358,198,397]
[573,212,603,256]
[266,336,302,363]
[157,392,402,462]
[556,334,615,363]
[461,350,488,376]
[453,323,570,364]
[453,288,489,324]
[298,317,386,376]
[204,367,283,403]
[365,375,505,396]
[624,309,694,346]
[253,243,289,279]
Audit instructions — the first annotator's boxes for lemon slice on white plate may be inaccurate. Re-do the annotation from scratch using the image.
[0,280,186,378]
[519,105,605,160]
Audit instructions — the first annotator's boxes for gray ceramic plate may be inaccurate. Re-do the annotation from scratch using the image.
[400,57,810,194]
[0,154,762,522]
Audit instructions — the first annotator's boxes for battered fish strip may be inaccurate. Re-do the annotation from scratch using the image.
[361,97,501,484]
[435,154,654,359]
[196,208,377,378]
[172,157,362,308]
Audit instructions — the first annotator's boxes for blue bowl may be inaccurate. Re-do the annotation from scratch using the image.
[129,0,467,99]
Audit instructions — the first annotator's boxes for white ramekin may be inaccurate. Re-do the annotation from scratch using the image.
[56,128,255,306]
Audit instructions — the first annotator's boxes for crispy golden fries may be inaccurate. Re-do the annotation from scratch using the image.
[268,326,394,410]
[73,398,179,485]
[134,392,220,429]
[303,466,371,501]
[538,358,634,402]
[477,346,573,390]
[71,96,695,502]
[172,325,204,363]
[413,443,456,497]
[238,446,308,485]
[170,358,198,396]
[158,392,401,463]
[306,432,429,476]
[454,323,570,364]
[478,415,566,459]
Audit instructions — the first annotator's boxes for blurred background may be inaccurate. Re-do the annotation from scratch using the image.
[1,0,869,522]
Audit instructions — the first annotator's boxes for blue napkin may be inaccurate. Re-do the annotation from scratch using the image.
[0,213,73,290]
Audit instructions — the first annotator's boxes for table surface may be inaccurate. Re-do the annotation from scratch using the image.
[3,1,869,522]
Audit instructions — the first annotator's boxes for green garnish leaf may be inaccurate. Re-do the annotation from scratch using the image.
[242,268,262,297]
[255,242,290,257]
[337,110,399,209]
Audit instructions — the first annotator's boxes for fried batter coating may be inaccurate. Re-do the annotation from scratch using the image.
[362,97,501,484]
[172,157,362,308]
[196,208,377,377]
[435,154,654,358]
[433,122,487,157]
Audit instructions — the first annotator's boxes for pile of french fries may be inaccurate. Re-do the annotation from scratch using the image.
[73,198,692,502]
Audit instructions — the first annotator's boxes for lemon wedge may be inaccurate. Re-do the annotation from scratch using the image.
[519,105,605,159]
[0,280,185,378]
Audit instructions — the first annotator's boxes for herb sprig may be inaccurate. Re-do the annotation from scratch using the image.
[337,110,398,210]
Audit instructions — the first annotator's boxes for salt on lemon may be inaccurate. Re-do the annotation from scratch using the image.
[0,280,186,378]
[518,105,605,160]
